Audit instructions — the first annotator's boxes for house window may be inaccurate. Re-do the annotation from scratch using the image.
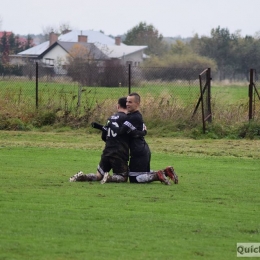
[44,58,54,66]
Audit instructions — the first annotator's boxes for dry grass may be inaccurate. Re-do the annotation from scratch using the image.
[0,84,259,139]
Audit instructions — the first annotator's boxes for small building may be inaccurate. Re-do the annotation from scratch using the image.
[10,30,147,73]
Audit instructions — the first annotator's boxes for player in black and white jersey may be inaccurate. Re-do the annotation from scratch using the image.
[108,93,178,185]
[69,97,130,183]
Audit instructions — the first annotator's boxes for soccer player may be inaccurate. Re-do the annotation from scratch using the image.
[70,96,174,185]
[69,97,130,183]
[107,93,178,185]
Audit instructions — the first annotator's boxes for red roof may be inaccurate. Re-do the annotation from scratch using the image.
[0,31,13,38]
[0,31,34,47]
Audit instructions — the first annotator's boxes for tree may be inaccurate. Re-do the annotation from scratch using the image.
[41,22,72,42]
[24,34,34,50]
[66,44,101,86]
[0,31,10,64]
[141,50,217,82]
[170,40,192,56]
[42,25,57,41]
[189,26,239,80]
[59,22,71,34]
[233,36,260,78]
[123,22,167,56]
[0,31,35,77]
[140,36,217,82]
[189,27,260,80]
[143,52,216,69]
[142,37,216,68]
[66,44,127,87]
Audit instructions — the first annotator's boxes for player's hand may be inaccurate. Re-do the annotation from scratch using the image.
[91,122,103,130]
[91,122,97,128]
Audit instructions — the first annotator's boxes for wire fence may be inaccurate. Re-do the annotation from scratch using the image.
[249,69,260,121]
[0,64,258,130]
[0,64,203,122]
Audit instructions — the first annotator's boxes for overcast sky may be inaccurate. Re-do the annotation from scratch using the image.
[1,0,260,38]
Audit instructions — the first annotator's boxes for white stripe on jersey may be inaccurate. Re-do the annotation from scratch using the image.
[110,115,119,119]
[123,121,136,131]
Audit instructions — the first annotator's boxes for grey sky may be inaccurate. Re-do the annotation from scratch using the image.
[1,0,260,37]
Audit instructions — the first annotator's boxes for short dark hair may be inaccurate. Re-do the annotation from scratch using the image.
[128,92,140,103]
[118,97,127,109]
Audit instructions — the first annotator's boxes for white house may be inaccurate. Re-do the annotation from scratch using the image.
[10,30,147,72]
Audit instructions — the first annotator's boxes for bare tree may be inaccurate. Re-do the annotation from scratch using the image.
[59,22,72,34]
[41,22,72,42]
[66,44,100,86]
[41,25,58,41]
[66,43,128,88]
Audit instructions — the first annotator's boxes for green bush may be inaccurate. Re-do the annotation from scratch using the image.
[32,112,57,127]
[0,116,31,131]
[237,121,260,139]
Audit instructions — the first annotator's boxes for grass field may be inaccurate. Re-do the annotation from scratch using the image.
[0,130,260,259]
[0,79,201,107]
[0,79,249,109]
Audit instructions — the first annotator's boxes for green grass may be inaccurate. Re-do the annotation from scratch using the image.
[0,79,248,104]
[211,85,249,104]
[0,131,260,259]
[0,79,249,109]
[0,79,200,103]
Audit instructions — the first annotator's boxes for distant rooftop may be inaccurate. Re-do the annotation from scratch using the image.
[58,30,126,46]
[17,30,147,58]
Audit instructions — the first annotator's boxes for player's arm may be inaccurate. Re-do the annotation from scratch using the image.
[91,122,108,142]
[101,128,107,142]
[108,121,147,136]
[91,122,107,131]
[130,128,147,137]
[128,122,147,137]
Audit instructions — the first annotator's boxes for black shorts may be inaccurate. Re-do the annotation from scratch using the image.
[129,146,151,183]
[129,174,139,183]
[98,155,128,177]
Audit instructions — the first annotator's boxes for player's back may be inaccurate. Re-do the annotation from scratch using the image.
[103,112,129,160]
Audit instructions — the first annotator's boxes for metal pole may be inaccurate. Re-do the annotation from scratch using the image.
[128,64,131,94]
[207,68,212,123]
[199,74,206,133]
[248,69,253,120]
[36,62,38,109]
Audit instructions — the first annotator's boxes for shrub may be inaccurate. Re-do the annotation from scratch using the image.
[237,121,260,139]
[0,116,31,131]
[33,112,56,127]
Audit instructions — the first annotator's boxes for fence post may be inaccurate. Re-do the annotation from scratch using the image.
[199,74,206,133]
[36,62,38,109]
[128,64,131,94]
[248,69,254,121]
[77,83,82,108]
[206,68,212,123]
